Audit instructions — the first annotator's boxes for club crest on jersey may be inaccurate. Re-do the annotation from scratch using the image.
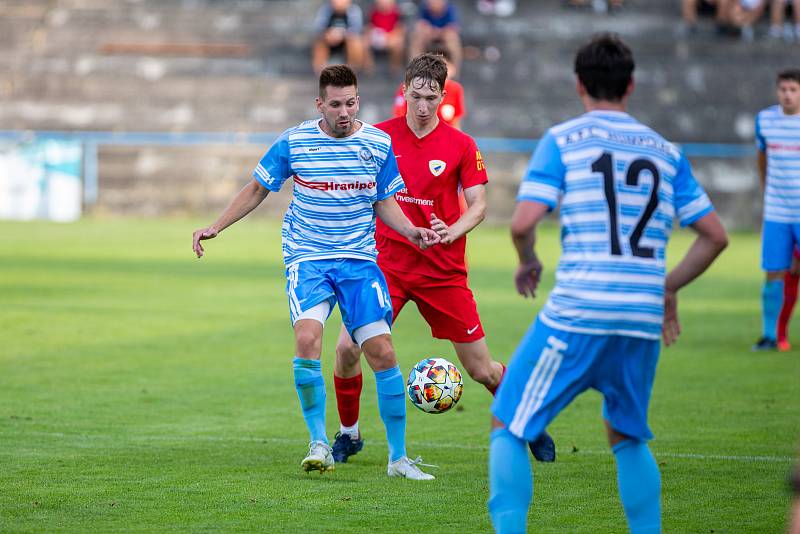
[359,147,375,163]
[429,160,446,177]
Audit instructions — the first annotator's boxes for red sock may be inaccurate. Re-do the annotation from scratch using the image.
[333,373,362,428]
[486,363,507,397]
[778,272,799,343]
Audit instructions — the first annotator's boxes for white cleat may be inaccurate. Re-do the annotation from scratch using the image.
[301,441,335,474]
[387,456,436,480]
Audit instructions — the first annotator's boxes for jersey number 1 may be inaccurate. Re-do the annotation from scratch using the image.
[591,152,660,259]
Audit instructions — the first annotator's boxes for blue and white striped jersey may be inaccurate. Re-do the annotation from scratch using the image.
[253,119,404,267]
[518,111,714,340]
[755,105,800,224]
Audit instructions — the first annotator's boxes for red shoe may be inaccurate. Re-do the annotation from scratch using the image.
[777,339,792,352]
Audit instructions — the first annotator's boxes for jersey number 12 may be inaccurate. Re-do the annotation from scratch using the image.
[592,152,660,259]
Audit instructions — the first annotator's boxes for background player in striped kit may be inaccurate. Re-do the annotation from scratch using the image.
[488,35,728,533]
[330,53,555,466]
[752,69,800,351]
[192,65,440,480]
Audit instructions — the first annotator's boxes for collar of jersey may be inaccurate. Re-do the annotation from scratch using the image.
[585,110,632,120]
[404,118,442,142]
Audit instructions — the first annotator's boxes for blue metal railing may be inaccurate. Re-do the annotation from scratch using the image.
[0,130,757,205]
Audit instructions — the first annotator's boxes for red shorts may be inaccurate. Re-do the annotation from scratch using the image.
[380,264,485,343]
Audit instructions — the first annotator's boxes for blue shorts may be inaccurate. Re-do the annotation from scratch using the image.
[285,258,393,337]
[492,318,660,442]
[762,220,800,272]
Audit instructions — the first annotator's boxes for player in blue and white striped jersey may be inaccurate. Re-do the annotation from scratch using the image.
[192,65,439,480]
[488,35,728,534]
[752,69,800,352]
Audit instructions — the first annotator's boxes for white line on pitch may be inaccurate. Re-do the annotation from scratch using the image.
[12,431,795,463]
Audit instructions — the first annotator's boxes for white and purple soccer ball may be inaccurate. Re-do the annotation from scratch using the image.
[406,357,463,414]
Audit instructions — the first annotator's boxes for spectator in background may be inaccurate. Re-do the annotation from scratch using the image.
[364,0,406,74]
[679,0,737,35]
[409,0,462,77]
[312,0,365,75]
[769,0,800,40]
[476,0,517,17]
[732,0,768,40]
[392,47,465,129]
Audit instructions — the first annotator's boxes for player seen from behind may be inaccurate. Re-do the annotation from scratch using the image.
[488,34,728,533]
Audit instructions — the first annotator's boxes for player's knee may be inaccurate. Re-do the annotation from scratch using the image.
[295,330,322,358]
[362,336,397,371]
[370,347,397,371]
[335,339,361,368]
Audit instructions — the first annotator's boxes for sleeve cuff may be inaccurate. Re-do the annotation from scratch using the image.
[516,195,557,212]
[679,202,714,227]
[252,165,282,192]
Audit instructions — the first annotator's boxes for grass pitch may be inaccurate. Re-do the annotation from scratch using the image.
[1,218,798,533]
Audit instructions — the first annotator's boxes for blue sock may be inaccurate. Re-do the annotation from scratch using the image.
[613,440,661,534]
[762,280,784,340]
[293,357,327,445]
[488,428,531,534]
[375,366,406,462]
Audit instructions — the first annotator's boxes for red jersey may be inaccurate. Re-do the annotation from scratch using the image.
[392,80,466,126]
[370,6,401,33]
[375,117,488,277]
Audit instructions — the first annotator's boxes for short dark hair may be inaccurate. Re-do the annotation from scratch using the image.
[574,33,635,102]
[404,53,448,94]
[777,69,800,85]
[319,64,358,98]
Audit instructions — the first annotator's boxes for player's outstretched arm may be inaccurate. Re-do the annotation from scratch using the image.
[192,179,269,258]
[430,184,486,244]
[510,200,550,298]
[662,211,728,345]
[374,196,440,250]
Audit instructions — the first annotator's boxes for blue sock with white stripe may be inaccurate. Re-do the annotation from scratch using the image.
[762,279,783,340]
[375,366,406,462]
[293,357,328,445]
[613,439,661,534]
[488,428,531,534]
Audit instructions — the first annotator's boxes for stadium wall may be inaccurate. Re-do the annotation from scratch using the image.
[0,0,783,229]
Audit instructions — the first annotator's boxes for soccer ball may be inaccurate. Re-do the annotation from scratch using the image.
[406,357,463,414]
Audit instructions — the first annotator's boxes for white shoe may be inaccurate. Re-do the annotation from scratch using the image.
[301,441,335,474]
[387,456,436,480]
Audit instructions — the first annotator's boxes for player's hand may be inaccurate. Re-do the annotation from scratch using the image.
[662,290,680,346]
[430,212,455,244]
[409,226,441,250]
[515,258,542,298]
[192,226,218,258]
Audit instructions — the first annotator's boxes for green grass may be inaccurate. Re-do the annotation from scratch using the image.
[1,218,798,533]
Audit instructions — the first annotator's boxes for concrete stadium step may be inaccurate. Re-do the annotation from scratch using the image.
[0,0,789,142]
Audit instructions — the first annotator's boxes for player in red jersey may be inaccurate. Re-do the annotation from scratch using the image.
[330,53,556,465]
[777,248,800,351]
[392,47,465,129]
